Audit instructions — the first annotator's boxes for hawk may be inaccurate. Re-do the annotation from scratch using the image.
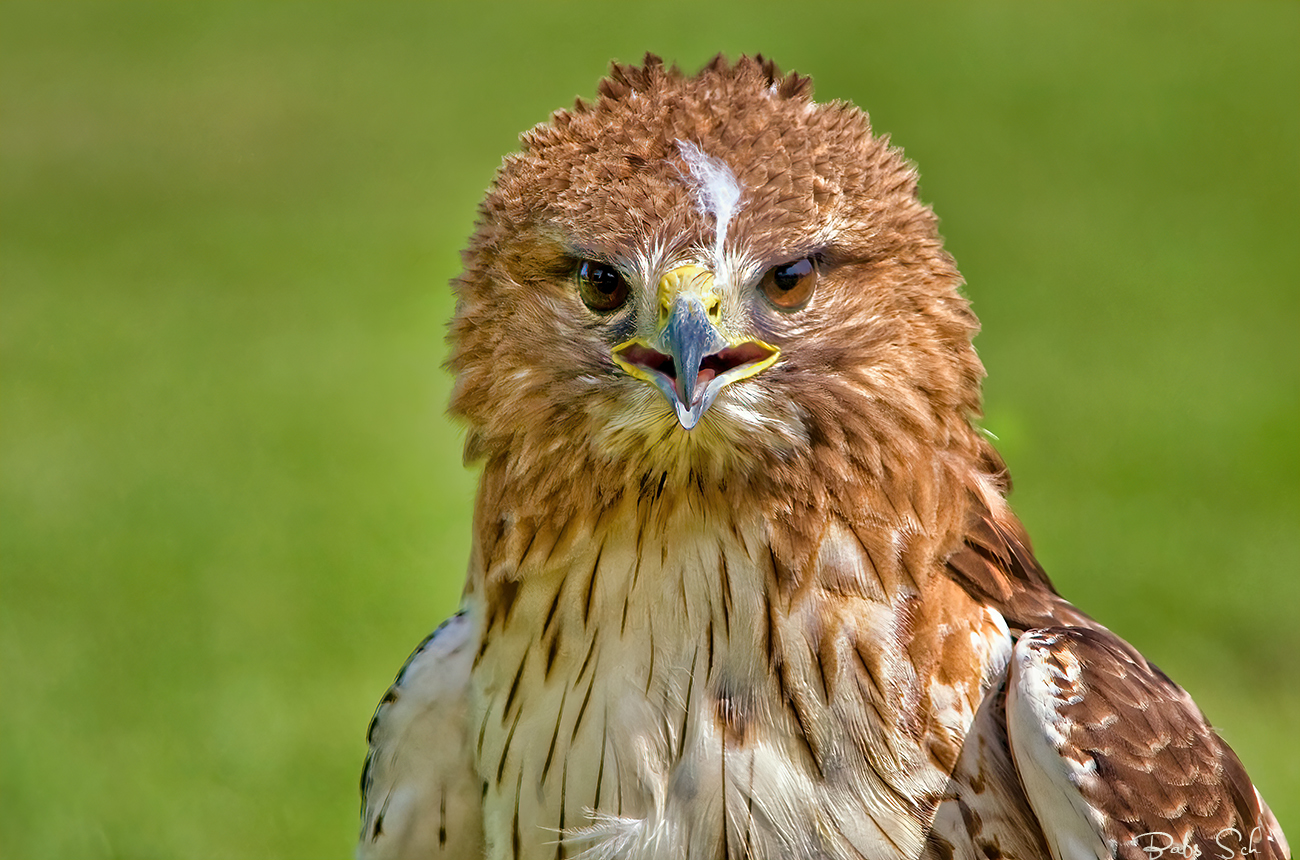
[357,55,1290,860]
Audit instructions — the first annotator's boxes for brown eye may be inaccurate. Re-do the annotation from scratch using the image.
[576,260,629,312]
[760,257,817,310]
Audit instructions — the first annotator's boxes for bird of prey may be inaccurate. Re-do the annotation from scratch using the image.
[357,55,1290,860]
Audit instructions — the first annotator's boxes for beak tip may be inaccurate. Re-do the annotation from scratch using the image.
[674,387,721,431]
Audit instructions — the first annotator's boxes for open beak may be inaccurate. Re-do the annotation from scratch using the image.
[612,265,779,430]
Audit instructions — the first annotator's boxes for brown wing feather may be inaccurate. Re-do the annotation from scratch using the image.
[945,480,1287,859]
[1009,627,1290,860]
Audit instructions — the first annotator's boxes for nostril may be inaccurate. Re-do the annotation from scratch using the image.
[704,294,722,323]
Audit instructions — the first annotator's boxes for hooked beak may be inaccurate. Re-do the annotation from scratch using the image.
[612,265,779,430]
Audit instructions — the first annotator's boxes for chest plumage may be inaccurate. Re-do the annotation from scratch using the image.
[470,498,1011,860]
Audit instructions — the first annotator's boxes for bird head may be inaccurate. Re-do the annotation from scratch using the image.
[449,55,987,518]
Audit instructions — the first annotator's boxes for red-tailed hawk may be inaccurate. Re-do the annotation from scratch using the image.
[358,55,1290,860]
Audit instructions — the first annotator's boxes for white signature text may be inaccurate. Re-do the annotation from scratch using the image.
[1133,827,1269,860]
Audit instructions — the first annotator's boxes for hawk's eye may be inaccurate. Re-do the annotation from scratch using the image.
[576,260,629,312]
[760,258,817,311]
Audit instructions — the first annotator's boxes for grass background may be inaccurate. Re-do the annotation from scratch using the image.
[2,2,1296,856]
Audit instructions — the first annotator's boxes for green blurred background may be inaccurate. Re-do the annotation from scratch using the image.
[3,2,1296,856]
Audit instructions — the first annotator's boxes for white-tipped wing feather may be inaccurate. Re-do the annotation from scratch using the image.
[1006,627,1290,860]
[358,611,485,860]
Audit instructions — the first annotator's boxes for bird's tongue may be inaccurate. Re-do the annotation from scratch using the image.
[689,367,718,406]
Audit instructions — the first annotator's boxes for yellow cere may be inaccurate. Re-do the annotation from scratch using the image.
[657,264,720,327]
